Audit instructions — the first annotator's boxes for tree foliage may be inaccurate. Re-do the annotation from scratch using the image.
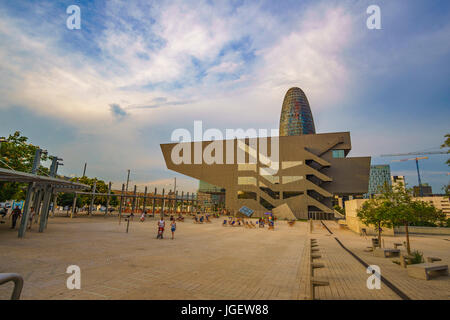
[0,131,49,201]
[441,133,450,166]
[57,176,118,208]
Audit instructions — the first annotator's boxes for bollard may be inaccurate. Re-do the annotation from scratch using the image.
[310,278,329,300]
[126,218,130,233]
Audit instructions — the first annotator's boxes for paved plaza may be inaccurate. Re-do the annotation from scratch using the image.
[0,215,449,300]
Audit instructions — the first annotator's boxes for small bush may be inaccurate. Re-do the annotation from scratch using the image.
[410,250,424,264]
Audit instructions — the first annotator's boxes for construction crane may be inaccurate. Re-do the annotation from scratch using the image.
[380,150,448,197]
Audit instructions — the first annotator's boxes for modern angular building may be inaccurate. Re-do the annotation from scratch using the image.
[161,88,371,219]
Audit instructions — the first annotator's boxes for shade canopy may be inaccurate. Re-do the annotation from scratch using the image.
[0,167,89,192]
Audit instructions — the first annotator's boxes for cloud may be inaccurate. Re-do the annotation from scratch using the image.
[109,103,128,119]
[1,0,449,193]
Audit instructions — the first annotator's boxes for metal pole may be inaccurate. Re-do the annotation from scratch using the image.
[161,188,165,219]
[416,158,423,197]
[168,189,172,214]
[71,192,77,219]
[152,188,157,217]
[82,162,87,177]
[52,193,57,217]
[105,182,111,216]
[131,185,137,215]
[125,169,130,211]
[119,183,125,224]
[89,180,97,216]
[18,148,42,238]
[181,191,184,214]
[39,185,52,232]
[175,191,178,214]
[142,186,148,215]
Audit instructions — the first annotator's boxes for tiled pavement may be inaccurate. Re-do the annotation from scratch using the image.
[321,221,450,300]
[0,216,448,299]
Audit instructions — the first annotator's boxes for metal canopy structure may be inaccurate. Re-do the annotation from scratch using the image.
[0,167,89,191]
[0,167,89,238]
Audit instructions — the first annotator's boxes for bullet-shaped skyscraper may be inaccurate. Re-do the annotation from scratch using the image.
[279,87,316,136]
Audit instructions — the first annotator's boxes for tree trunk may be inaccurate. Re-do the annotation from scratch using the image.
[405,222,411,255]
[378,222,381,247]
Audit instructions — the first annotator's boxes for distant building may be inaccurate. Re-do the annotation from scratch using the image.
[413,184,433,197]
[414,195,450,218]
[391,175,406,190]
[364,165,391,198]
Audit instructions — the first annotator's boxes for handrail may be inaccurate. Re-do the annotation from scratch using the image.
[0,273,23,300]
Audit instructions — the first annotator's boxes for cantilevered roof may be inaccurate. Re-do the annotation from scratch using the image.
[0,167,89,191]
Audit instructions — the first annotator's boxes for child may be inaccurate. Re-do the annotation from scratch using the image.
[171,220,176,239]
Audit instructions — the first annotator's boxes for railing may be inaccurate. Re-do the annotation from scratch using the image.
[0,273,23,300]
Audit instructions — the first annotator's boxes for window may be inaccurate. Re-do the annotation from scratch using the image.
[237,191,257,200]
[238,177,256,185]
[332,150,345,158]
[283,191,303,199]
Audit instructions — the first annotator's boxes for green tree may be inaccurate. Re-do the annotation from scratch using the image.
[357,197,393,244]
[442,134,450,198]
[441,133,450,166]
[375,182,444,254]
[0,131,49,201]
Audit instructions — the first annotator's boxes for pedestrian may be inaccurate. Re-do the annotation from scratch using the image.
[170,220,176,240]
[10,205,22,229]
[28,207,35,229]
[157,217,165,239]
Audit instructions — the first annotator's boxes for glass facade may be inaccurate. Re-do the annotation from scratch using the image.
[279,87,316,136]
[332,150,345,158]
[364,165,391,198]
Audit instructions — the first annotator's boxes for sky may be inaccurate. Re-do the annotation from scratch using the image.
[0,0,449,193]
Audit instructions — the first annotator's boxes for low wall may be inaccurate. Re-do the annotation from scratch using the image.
[345,216,395,236]
[394,226,450,235]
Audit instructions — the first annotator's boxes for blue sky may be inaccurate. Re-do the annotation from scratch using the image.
[0,0,449,193]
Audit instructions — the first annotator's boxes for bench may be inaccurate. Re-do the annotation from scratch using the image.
[407,263,448,280]
[310,262,325,276]
[393,243,403,249]
[310,277,329,300]
[426,257,442,263]
[373,248,400,258]
[400,254,415,268]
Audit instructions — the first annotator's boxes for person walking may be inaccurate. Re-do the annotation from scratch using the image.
[10,205,22,229]
[28,207,35,230]
[157,217,165,239]
[170,220,176,240]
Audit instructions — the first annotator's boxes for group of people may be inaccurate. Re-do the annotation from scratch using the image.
[222,216,276,230]
[156,216,177,240]
[0,205,37,230]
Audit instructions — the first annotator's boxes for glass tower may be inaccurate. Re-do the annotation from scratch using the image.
[364,165,391,198]
[279,87,316,136]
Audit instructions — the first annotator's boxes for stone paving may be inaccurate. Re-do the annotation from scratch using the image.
[0,216,448,300]
[322,222,450,300]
